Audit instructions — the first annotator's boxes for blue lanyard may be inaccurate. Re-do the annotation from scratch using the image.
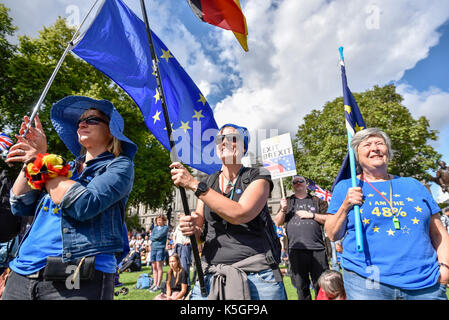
[222,166,244,200]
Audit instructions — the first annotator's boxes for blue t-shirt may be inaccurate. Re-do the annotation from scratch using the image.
[328,176,441,290]
[10,167,117,275]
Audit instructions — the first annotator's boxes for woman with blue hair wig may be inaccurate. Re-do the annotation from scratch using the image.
[170,124,287,300]
[3,96,136,300]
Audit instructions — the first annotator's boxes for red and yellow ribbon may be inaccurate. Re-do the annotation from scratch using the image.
[24,153,72,190]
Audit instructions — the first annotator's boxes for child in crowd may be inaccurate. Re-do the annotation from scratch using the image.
[316,270,346,300]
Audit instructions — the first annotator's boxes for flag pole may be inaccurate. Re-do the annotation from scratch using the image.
[339,46,364,253]
[22,0,101,137]
[279,178,285,198]
[139,0,207,297]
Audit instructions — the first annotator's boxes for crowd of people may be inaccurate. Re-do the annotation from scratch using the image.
[0,95,448,301]
[115,214,192,299]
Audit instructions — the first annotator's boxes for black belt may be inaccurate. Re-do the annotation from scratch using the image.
[26,268,45,279]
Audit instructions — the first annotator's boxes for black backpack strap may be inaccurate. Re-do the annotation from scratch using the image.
[204,171,221,189]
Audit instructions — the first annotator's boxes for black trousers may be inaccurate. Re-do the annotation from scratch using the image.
[288,248,328,300]
[2,269,114,300]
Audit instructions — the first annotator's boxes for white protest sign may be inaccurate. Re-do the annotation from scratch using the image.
[260,133,297,180]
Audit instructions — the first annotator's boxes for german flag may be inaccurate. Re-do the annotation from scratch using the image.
[187,0,248,51]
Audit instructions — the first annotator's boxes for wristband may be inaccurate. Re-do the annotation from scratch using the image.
[24,153,72,190]
[439,262,449,270]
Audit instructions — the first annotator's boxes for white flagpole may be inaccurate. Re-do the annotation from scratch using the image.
[279,177,285,198]
[22,0,102,137]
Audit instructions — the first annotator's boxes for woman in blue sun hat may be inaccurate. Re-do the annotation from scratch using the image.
[170,123,287,300]
[3,96,136,300]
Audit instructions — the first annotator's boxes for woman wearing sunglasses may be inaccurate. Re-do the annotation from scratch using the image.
[170,124,287,300]
[3,96,136,300]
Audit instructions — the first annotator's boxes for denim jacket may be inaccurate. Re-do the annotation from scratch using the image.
[10,152,134,262]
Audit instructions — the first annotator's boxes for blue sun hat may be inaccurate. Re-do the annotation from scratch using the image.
[218,123,250,155]
[50,96,137,159]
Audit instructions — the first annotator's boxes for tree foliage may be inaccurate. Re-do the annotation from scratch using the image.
[294,85,441,190]
[0,11,174,211]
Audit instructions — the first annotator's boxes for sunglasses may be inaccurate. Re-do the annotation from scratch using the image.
[214,133,242,145]
[77,116,109,127]
[293,179,305,185]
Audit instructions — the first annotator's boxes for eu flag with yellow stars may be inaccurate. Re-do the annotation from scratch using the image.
[72,0,221,174]
[331,56,367,191]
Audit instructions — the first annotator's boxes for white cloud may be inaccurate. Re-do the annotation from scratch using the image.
[397,84,449,132]
[211,0,449,138]
[3,0,449,150]
[2,0,228,98]
[436,186,449,203]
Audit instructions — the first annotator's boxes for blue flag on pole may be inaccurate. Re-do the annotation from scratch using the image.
[72,0,221,174]
[330,57,367,191]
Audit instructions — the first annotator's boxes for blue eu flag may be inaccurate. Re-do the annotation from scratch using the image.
[72,0,221,174]
[331,60,367,191]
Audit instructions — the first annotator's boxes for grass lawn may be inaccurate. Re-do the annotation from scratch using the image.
[114,265,448,300]
[115,265,305,300]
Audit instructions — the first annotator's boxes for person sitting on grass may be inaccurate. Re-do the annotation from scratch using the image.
[118,245,141,273]
[153,254,188,300]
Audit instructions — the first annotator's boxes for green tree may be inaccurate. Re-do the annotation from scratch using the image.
[0,4,16,100]
[294,85,441,190]
[0,13,174,211]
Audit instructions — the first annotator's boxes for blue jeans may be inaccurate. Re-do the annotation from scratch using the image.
[343,268,447,300]
[189,269,287,300]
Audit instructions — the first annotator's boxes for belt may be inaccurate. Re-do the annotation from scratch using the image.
[26,268,45,279]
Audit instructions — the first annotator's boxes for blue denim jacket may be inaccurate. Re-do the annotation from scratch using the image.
[10,152,134,262]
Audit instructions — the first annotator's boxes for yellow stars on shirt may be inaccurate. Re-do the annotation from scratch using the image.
[406,197,414,202]
[193,109,205,122]
[381,191,387,196]
[197,94,207,106]
[152,110,161,124]
[179,121,191,133]
[362,218,370,225]
[393,194,401,198]
[52,207,60,215]
[411,217,420,224]
[367,194,374,198]
[160,49,173,63]
[414,206,422,213]
[372,225,380,233]
[387,229,395,236]
[43,206,49,212]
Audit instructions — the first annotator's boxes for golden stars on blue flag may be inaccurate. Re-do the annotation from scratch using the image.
[160,49,173,63]
[152,110,161,124]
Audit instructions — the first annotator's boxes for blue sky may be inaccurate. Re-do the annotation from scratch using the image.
[396,21,449,201]
[2,0,449,201]
[401,22,449,92]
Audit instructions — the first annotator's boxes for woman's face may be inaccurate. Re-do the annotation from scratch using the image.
[77,109,112,150]
[156,217,164,226]
[216,127,244,165]
[357,135,389,172]
[169,256,179,269]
